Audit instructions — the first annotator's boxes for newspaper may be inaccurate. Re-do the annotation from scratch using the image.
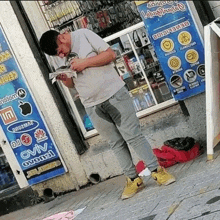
[49,66,77,84]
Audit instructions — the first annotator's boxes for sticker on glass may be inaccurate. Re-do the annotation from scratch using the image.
[170,75,183,88]
[178,31,192,46]
[168,56,181,70]
[197,64,205,78]
[185,49,199,64]
[161,38,174,53]
[183,69,197,83]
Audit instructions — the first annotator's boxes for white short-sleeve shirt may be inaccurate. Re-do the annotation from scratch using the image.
[69,29,125,108]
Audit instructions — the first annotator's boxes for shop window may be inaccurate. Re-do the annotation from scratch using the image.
[107,25,173,112]
[38,2,177,138]
[50,23,176,138]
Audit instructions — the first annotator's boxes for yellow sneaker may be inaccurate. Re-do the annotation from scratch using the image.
[121,177,145,200]
[151,167,176,186]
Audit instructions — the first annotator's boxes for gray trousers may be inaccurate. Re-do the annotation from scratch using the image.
[86,86,158,179]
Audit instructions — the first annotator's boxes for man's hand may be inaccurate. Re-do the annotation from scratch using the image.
[56,73,74,88]
[70,48,116,72]
[70,58,87,72]
[56,73,67,81]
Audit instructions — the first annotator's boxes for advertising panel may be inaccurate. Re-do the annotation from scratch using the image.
[137,1,205,100]
[0,24,66,185]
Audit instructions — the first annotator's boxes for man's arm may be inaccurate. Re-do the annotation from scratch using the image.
[70,48,116,72]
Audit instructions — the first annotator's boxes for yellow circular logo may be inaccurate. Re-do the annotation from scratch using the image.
[178,31,192,46]
[161,38,174,52]
[168,56,181,70]
[185,49,199,64]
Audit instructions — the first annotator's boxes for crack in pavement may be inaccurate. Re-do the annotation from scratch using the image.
[188,209,220,219]
[166,200,183,220]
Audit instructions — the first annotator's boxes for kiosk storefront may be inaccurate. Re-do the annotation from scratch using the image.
[0,1,216,201]
[22,1,206,140]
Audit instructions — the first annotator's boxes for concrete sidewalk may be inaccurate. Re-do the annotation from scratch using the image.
[1,148,220,220]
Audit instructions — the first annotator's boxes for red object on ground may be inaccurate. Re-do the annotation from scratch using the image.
[135,160,146,174]
[153,143,200,168]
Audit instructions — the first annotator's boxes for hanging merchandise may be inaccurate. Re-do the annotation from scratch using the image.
[96,10,108,30]
[114,3,125,24]
[141,29,148,45]
[103,9,111,28]
[107,6,118,26]
[86,13,95,32]
[44,4,60,28]
[80,16,88,29]
[137,1,205,101]
[39,1,142,37]
[133,30,142,48]
[71,1,81,17]
[59,1,71,22]
[54,1,67,25]
[65,1,76,20]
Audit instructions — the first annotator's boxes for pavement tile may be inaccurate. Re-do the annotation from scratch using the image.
[2,150,220,220]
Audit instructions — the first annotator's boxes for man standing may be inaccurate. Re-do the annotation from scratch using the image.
[39,28,175,200]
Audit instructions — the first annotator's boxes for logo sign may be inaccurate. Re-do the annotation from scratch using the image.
[0,88,27,107]
[10,139,22,149]
[20,133,32,146]
[0,106,17,125]
[18,101,32,116]
[7,120,39,133]
[0,24,66,185]
[17,88,27,99]
[137,1,205,100]
[34,129,48,143]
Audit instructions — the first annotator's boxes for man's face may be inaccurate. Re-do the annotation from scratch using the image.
[56,33,71,58]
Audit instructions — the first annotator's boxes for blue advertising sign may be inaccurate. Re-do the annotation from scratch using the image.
[0,24,66,185]
[137,1,205,100]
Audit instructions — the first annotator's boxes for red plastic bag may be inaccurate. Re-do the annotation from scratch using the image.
[153,143,200,168]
